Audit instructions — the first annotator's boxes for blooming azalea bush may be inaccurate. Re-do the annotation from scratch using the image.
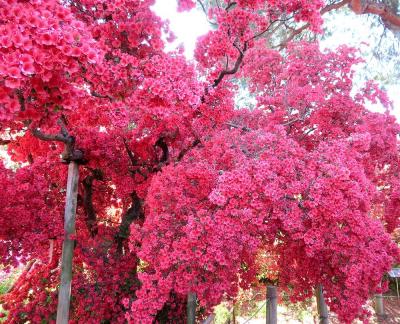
[0,0,399,323]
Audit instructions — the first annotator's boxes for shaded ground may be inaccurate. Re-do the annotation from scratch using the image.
[233,297,400,323]
[373,297,400,324]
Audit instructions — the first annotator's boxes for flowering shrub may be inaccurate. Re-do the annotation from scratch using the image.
[0,1,399,323]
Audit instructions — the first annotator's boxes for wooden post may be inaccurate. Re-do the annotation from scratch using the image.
[375,294,385,318]
[375,281,385,319]
[375,293,385,317]
[266,285,277,324]
[187,292,197,324]
[56,161,79,324]
[316,285,329,324]
[49,239,54,264]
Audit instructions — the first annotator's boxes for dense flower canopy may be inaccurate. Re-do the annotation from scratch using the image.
[0,0,399,323]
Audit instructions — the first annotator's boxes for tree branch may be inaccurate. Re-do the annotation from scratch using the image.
[226,122,251,132]
[177,139,201,162]
[225,1,237,11]
[213,42,248,87]
[115,192,144,254]
[79,65,113,101]
[123,138,149,180]
[212,18,279,88]
[197,0,218,26]
[350,0,400,28]
[123,138,137,167]
[277,0,351,49]
[15,89,26,112]
[246,19,281,43]
[30,128,70,143]
[82,169,103,237]
[154,137,169,163]
[282,118,301,126]
[322,0,351,14]
[30,118,84,163]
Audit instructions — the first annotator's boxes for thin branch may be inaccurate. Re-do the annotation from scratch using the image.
[298,126,317,141]
[319,0,351,15]
[57,116,69,137]
[123,138,137,167]
[305,126,316,134]
[197,0,208,15]
[213,42,248,87]
[277,0,351,49]
[226,122,251,132]
[282,118,301,126]
[90,90,113,100]
[212,19,281,88]
[225,1,237,11]
[0,139,11,145]
[123,138,148,179]
[277,23,310,49]
[197,0,218,26]
[246,19,281,43]
[177,139,201,161]
[79,67,113,101]
[15,89,26,111]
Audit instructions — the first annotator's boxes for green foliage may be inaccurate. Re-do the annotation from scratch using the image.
[0,267,21,322]
[213,304,231,324]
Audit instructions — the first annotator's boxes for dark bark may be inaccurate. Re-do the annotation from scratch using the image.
[350,0,400,29]
[30,118,84,163]
[177,139,201,162]
[213,42,248,88]
[155,137,169,163]
[115,192,144,255]
[82,169,104,237]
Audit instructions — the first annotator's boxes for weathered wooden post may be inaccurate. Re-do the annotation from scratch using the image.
[30,119,84,323]
[56,161,79,324]
[266,285,277,324]
[49,239,54,264]
[375,282,385,319]
[375,293,385,317]
[187,292,197,324]
[315,285,329,324]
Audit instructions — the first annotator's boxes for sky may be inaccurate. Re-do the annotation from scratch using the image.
[151,1,210,59]
[151,1,399,117]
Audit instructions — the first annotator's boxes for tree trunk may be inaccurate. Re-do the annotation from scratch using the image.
[56,161,79,324]
[266,285,277,324]
[316,285,329,324]
[187,292,197,324]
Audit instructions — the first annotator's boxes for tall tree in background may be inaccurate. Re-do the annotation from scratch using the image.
[0,1,399,323]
